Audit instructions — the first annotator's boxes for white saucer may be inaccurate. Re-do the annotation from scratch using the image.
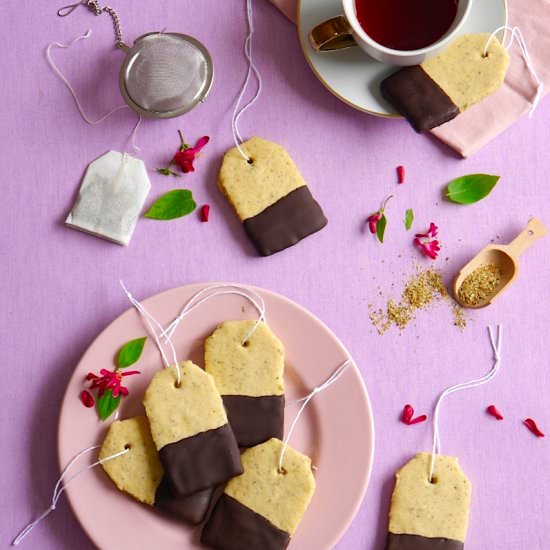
[298,0,508,117]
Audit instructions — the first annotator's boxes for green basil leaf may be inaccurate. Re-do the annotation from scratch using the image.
[144,189,197,220]
[97,390,120,421]
[445,174,500,204]
[376,213,387,243]
[404,208,414,231]
[116,337,147,369]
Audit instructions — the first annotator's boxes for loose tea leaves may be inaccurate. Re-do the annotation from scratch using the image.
[369,267,465,334]
[457,264,502,307]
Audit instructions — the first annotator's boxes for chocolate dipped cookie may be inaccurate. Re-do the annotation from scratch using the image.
[385,452,471,550]
[381,34,509,132]
[218,137,327,256]
[99,416,214,524]
[143,362,242,497]
[204,320,285,448]
[201,438,316,550]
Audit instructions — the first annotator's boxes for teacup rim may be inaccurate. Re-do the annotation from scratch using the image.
[342,0,473,57]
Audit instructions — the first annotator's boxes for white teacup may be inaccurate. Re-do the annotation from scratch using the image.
[309,0,472,66]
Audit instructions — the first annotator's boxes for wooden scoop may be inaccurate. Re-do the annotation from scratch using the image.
[454,218,547,308]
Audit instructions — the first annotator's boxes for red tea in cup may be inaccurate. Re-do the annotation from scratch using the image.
[355,0,458,51]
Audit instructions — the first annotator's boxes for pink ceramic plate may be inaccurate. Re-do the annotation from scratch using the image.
[58,283,374,550]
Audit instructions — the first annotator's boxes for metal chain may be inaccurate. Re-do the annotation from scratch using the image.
[57,1,127,49]
[85,0,126,49]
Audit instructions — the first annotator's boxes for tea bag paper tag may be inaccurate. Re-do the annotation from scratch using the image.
[65,151,150,246]
[386,452,471,549]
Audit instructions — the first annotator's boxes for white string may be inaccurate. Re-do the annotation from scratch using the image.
[278,360,351,472]
[161,284,266,346]
[46,29,129,124]
[129,115,142,154]
[119,280,182,386]
[428,325,503,482]
[12,445,129,546]
[484,26,543,117]
[231,0,263,162]
[46,29,142,153]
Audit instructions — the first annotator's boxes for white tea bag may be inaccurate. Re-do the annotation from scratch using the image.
[66,151,151,245]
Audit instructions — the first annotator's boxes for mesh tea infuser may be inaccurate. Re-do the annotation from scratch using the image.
[58,0,214,119]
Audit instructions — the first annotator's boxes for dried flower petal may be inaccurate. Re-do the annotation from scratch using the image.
[486,405,504,420]
[524,418,545,437]
[200,204,211,222]
[408,414,427,425]
[401,404,427,425]
[402,404,414,424]
[397,165,405,184]
[80,390,95,408]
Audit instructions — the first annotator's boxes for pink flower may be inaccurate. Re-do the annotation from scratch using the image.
[173,136,210,173]
[414,222,440,259]
[86,368,140,398]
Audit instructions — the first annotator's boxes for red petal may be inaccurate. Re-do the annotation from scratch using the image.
[194,135,210,150]
[524,418,545,437]
[408,414,428,425]
[120,370,140,376]
[200,204,210,222]
[79,390,95,408]
[428,222,438,237]
[401,404,414,424]
[397,165,405,184]
[487,405,504,420]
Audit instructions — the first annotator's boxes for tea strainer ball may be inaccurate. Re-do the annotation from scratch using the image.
[58,0,214,119]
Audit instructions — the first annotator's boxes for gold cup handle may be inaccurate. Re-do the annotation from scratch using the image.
[308,15,357,52]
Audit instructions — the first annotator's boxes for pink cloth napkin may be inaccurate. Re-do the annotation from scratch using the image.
[268,0,550,157]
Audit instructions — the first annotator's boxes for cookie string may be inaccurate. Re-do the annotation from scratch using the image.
[46,29,141,153]
[120,283,267,385]
[483,26,543,117]
[429,325,503,482]
[278,359,351,473]
[161,283,266,344]
[12,445,129,546]
[231,0,262,162]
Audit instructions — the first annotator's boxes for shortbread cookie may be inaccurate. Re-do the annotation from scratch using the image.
[201,438,316,549]
[385,452,471,549]
[100,416,163,505]
[143,362,242,497]
[381,34,509,132]
[219,137,328,256]
[99,416,214,524]
[204,320,285,447]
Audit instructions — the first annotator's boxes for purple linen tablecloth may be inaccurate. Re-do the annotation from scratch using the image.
[1,1,549,549]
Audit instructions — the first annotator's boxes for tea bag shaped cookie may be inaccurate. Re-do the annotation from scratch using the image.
[204,320,285,447]
[143,361,242,497]
[99,416,214,524]
[202,438,316,549]
[219,137,328,256]
[385,452,471,550]
[66,151,151,245]
[381,34,509,132]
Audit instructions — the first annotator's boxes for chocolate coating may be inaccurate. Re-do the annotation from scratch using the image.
[155,476,214,525]
[201,494,291,550]
[380,66,460,132]
[243,186,328,256]
[385,533,463,550]
[159,423,242,497]
[222,395,285,448]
